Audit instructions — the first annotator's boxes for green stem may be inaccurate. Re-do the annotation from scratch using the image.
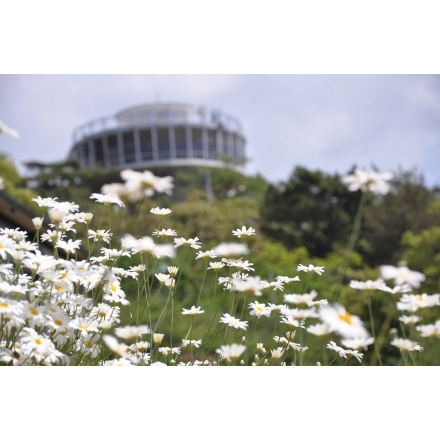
[368,295,383,366]
[333,191,368,300]
[371,295,397,366]
[196,261,208,305]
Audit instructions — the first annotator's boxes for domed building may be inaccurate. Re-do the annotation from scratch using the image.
[68,102,247,174]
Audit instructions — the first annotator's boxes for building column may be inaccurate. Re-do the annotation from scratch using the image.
[102,135,110,167]
[134,129,141,162]
[151,127,158,160]
[202,127,208,159]
[169,126,176,159]
[186,126,193,159]
[116,131,124,165]
[88,139,95,166]
[216,128,223,159]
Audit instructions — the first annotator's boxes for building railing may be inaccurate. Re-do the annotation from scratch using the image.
[72,104,243,144]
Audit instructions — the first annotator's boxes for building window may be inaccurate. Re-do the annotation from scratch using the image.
[216,130,224,157]
[107,134,119,166]
[139,129,153,161]
[94,138,104,166]
[157,128,170,159]
[192,128,203,158]
[174,127,187,158]
[207,129,216,159]
[123,132,136,163]
[223,132,232,158]
[234,135,245,159]
[81,143,90,166]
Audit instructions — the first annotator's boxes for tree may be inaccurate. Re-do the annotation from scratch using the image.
[24,159,121,206]
[399,199,440,293]
[360,169,436,266]
[260,166,361,257]
[0,154,39,209]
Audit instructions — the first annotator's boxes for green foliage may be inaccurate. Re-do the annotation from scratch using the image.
[171,167,267,202]
[0,155,39,209]
[260,166,361,257]
[361,169,436,266]
[260,165,439,270]
[250,241,309,279]
[402,226,440,292]
[0,154,22,185]
[24,159,122,204]
[169,197,260,247]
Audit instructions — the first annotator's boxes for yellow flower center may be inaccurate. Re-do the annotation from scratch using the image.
[0,303,9,308]
[34,338,42,345]
[29,308,38,316]
[79,324,88,330]
[54,319,63,326]
[338,312,353,324]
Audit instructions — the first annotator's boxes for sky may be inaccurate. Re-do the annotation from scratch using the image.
[1,74,439,187]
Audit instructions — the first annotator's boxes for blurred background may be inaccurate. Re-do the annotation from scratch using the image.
[1,74,439,187]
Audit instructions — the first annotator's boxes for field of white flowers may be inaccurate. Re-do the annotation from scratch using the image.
[0,167,438,367]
